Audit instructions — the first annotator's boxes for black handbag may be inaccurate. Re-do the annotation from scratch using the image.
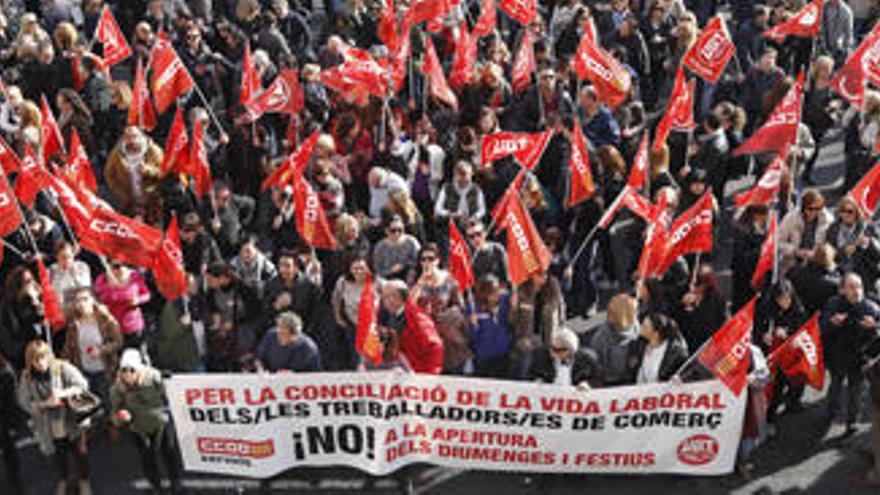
[65,391,103,427]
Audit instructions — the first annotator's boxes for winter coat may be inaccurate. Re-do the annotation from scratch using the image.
[820,295,880,374]
[61,306,123,379]
[18,360,88,455]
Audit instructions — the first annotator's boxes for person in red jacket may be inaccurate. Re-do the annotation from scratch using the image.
[379,279,444,374]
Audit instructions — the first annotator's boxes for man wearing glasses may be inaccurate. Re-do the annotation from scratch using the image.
[465,219,509,286]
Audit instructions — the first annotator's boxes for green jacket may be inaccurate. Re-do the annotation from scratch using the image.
[156,301,201,372]
[110,367,167,435]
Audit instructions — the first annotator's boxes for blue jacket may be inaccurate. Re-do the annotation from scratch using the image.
[468,293,514,362]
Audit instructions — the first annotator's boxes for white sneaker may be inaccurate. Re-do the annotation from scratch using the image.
[79,480,92,495]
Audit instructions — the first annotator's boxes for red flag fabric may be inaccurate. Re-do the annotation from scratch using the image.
[697,298,756,396]
[94,5,132,67]
[734,72,804,156]
[831,21,880,107]
[321,50,389,102]
[161,106,190,175]
[653,68,696,151]
[763,0,823,42]
[64,128,97,192]
[472,0,497,37]
[768,314,824,390]
[40,95,64,159]
[572,32,631,108]
[597,186,654,228]
[448,219,475,291]
[262,130,320,191]
[14,143,50,208]
[423,37,458,109]
[190,119,213,197]
[403,0,453,29]
[243,69,304,122]
[636,193,674,279]
[36,258,65,332]
[734,153,788,208]
[489,171,526,231]
[153,214,188,301]
[751,213,777,289]
[499,192,551,286]
[568,120,596,207]
[0,173,23,238]
[293,174,338,250]
[654,191,714,276]
[377,0,400,53]
[0,135,22,174]
[389,29,411,94]
[511,30,535,93]
[627,133,650,189]
[498,0,537,26]
[682,15,736,84]
[47,173,94,235]
[848,160,880,216]
[127,58,157,131]
[356,274,383,365]
[79,206,163,268]
[240,43,261,105]
[150,40,195,114]
[449,23,478,90]
[481,130,552,169]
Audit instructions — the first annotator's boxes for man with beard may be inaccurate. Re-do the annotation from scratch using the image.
[104,126,164,222]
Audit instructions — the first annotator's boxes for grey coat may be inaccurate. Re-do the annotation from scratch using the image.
[18,360,88,455]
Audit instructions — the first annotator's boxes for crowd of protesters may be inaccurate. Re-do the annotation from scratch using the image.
[0,0,879,494]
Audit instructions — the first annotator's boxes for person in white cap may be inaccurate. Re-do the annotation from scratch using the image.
[110,349,184,495]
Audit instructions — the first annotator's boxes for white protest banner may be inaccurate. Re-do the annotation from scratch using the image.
[166,372,746,478]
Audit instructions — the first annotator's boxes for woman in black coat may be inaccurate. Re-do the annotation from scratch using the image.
[788,243,841,315]
[732,205,771,311]
[628,312,690,384]
[672,265,728,352]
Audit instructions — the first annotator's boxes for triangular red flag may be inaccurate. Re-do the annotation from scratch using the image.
[498,0,537,26]
[568,120,595,207]
[448,219,475,291]
[511,30,535,93]
[653,67,696,151]
[627,132,650,189]
[0,172,23,238]
[40,95,64,159]
[46,173,94,236]
[127,58,157,131]
[14,143,50,208]
[240,43,262,105]
[499,192,551,286]
[190,119,213,197]
[751,212,777,289]
[636,193,672,279]
[242,69,304,122]
[449,22,478,90]
[402,0,453,30]
[64,128,97,192]
[697,298,756,396]
[94,5,132,67]
[767,314,824,390]
[763,0,823,42]
[572,32,631,108]
[472,0,497,36]
[682,15,736,84]
[150,40,195,114]
[490,171,526,232]
[849,161,880,217]
[377,0,401,54]
[153,214,188,301]
[654,191,714,276]
[293,173,338,250]
[423,37,458,109]
[262,130,320,191]
[356,273,383,365]
[597,185,656,229]
[734,153,788,208]
[79,206,163,268]
[0,134,23,174]
[733,71,804,156]
[481,130,552,170]
[36,258,65,332]
[389,28,411,94]
[830,21,880,107]
[161,106,190,175]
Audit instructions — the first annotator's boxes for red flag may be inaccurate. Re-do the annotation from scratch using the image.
[153,214,188,301]
[36,258,65,332]
[161,106,190,175]
[356,274,383,365]
[734,153,788,208]
[47,173,94,235]
[403,0,453,29]
[94,5,132,67]
[150,40,195,114]
[636,193,672,278]
[190,119,212,197]
[481,130,552,169]
[499,192,551,286]
[14,143,50,208]
[377,0,400,53]
[768,314,824,390]
[511,30,535,93]
[79,206,163,268]
[243,69,304,122]
[653,67,696,151]
[0,135,23,174]
[293,174,338,250]
[831,21,880,107]
[321,53,389,102]
[498,0,537,26]
[262,130,320,191]
[627,133,650,189]
[489,171,526,231]
[472,0,497,37]
[0,173,23,237]
[240,43,261,104]
[40,95,64,159]
[683,15,736,84]
[449,23,478,90]
[751,213,777,289]
[64,128,97,192]
[848,161,880,216]
[127,59,157,131]
[597,186,654,228]
[697,298,756,396]
[568,120,595,206]
[389,29,411,94]
[423,37,458,109]
[763,0,823,42]
[654,191,714,276]
[448,219,475,291]
[572,32,631,108]
[734,71,804,156]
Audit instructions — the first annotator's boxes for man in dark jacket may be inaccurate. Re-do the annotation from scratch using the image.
[529,326,600,388]
[202,182,256,259]
[821,273,880,432]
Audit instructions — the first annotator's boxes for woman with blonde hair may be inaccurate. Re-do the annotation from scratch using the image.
[17,340,92,495]
[824,196,880,296]
[17,99,42,150]
[584,293,640,387]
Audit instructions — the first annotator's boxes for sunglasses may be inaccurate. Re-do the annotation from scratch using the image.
[805,206,821,212]
[551,346,568,353]
[421,256,437,262]
[841,209,856,215]
[467,231,483,238]
[120,367,137,373]
[389,227,403,234]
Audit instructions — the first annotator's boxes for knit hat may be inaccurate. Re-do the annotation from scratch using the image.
[119,349,144,371]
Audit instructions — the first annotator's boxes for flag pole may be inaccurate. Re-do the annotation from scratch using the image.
[690,252,701,289]
[771,210,779,284]
[0,238,26,259]
[565,186,628,271]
